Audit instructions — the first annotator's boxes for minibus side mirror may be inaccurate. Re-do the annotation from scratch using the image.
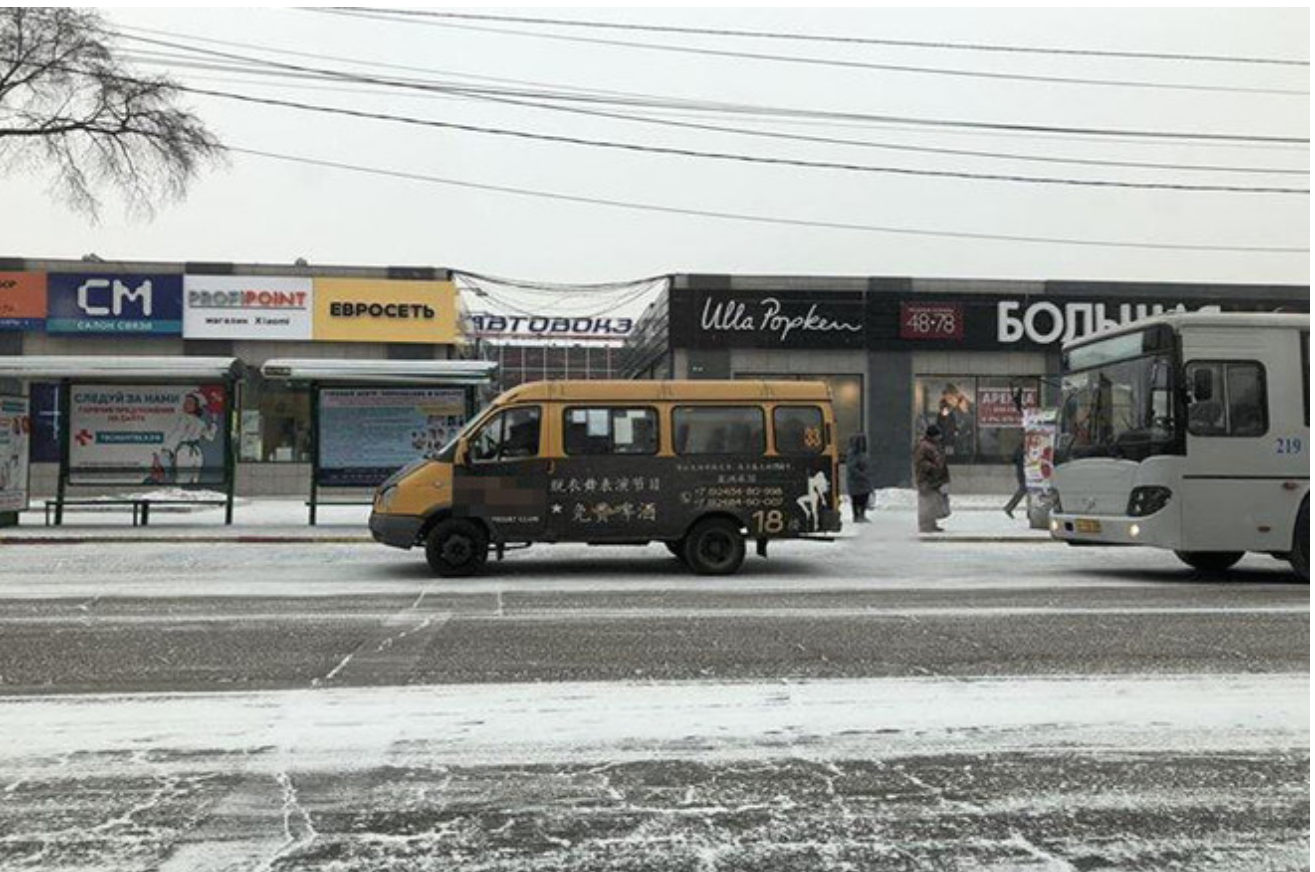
[1191,367,1214,402]
[455,439,471,469]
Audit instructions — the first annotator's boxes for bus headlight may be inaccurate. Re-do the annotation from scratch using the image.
[1127,486,1171,517]
[377,485,399,511]
[1129,523,1141,538]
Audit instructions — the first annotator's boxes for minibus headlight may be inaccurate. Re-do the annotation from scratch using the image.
[1127,486,1171,517]
[377,485,399,511]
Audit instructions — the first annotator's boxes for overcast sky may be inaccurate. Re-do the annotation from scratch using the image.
[3,7,1309,296]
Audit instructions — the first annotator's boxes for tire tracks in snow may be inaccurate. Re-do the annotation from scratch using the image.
[157,585,453,871]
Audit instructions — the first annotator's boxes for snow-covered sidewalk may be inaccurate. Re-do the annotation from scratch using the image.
[2,489,1048,543]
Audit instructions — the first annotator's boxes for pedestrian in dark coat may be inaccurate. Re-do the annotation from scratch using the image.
[846,434,873,523]
[914,426,951,533]
[1003,439,1028,519]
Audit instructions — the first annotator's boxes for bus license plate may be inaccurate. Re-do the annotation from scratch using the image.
[1075,519,1102,534]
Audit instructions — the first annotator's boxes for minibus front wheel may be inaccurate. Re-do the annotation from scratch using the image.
[683,517,746,576]
[425,519,489,577]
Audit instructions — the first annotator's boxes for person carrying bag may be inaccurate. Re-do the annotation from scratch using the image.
[914,425,951,533]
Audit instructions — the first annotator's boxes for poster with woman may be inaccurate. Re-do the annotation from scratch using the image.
[68,384,227,485]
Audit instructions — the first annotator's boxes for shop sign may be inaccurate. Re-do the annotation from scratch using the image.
[899,303,963,341]
[470,312,634,341]
[0,395,30,512]
[868,291,1307,351]
[46,273,183,335]
[674,289,866,349]
[976,385,1039,427]
[312,278,459,344]
[68,384,227,485]
[0,272,46,331]
[183,275,313,340]
[317,388,467,487]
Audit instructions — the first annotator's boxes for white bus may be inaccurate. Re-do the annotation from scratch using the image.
[1049,312,1309,579]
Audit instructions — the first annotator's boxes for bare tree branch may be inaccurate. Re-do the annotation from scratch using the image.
[0,7,224,219]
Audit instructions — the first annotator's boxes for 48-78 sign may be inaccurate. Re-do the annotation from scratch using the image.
[899,303,963,340]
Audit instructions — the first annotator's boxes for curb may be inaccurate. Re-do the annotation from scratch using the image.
[0,536,373,545]
[918,535,1052,544]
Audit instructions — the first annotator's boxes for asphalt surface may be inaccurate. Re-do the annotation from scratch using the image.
[0,529,1308,870]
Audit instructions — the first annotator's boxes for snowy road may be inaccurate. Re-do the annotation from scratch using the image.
[0,519,1308,870]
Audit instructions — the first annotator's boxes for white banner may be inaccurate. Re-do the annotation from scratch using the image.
[70,384,228,485]
[183,275,313,340]
[0,395,29,512]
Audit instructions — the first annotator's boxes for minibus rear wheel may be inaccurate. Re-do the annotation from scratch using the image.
[425,519,489,577]
[1174,550,1244,573]
[683,518,746,576]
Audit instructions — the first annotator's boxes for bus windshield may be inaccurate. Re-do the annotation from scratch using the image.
[1059,343,1179,462]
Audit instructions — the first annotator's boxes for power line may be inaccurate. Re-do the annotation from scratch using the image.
[228,146,1309,254]
[177,84,1308,194]
[314,9,1309,97]
[107,30,1311,146]
[345,8,1310,68]
[115,47,1309,177]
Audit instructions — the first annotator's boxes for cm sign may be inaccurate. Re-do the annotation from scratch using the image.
[47,273,183,335]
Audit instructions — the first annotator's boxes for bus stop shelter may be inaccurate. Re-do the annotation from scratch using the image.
[258,359,497,524]
[0,356,240,526]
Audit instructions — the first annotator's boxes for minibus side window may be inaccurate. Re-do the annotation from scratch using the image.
[773,406,825,455]
[673,406,766,455]
[1185,361,1267,437]
[469,407,542,462]
[564,407,658,455]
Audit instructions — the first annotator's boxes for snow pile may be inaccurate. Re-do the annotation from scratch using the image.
[869,488,1004,512]
[0,674,1304,771]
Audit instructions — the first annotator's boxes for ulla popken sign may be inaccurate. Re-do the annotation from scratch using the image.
[678,289,866,349]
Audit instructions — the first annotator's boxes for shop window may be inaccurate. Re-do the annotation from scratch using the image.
[914,375,1044,463]
[28,382,61,464]
[564,407,658,455]
[239,378,311,463]
[673,406,765,455]
[773,406,825,455]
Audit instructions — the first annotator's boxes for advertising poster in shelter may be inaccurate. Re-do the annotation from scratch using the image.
[1022,408,1058,491]
[69,384,228,485]
[318,388,467,486]
[0,396,30,512]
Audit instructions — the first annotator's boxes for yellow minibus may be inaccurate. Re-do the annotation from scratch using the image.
[369,380,842,575]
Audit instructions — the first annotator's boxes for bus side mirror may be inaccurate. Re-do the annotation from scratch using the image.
[1191,368,1214,402]
[455,439,470,469]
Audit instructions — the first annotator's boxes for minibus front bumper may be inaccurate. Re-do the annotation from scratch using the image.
[369,511,424,549]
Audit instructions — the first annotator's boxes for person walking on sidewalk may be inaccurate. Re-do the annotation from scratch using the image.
[914,425,951,533]
[1003,440,1028,519]
[846,434,873,523]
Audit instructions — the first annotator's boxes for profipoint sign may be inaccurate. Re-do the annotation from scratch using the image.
[312,278,459,344]
[183,275,313,340]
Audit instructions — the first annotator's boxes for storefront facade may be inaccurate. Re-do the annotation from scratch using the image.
[627,274,1309,493]
[0,257,470,498]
